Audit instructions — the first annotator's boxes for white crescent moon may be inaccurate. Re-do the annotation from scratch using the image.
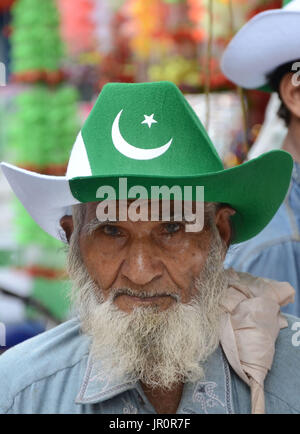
[112,109,172,160]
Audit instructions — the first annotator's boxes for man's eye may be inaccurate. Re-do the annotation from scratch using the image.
[162,222,182,235]
[102,225,122,237]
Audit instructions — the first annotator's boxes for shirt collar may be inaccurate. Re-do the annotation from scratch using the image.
[75,346,234,413]
[75,354,137,405]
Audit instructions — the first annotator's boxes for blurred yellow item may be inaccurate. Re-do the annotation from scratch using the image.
[79,52,102,65]
[148,56,199,87]
[126,0,166,59]
[224,152,239,168]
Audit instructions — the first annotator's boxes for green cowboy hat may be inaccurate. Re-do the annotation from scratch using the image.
[1,81,293,244]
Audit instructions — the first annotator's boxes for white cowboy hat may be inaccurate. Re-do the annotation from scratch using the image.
[221,0,300,89]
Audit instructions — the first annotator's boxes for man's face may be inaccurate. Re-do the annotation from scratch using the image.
[78,202,214,313]
[63,201,233,389]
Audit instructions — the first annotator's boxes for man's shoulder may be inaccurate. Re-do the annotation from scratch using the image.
[265,314,300,413]
[0,318,90,412]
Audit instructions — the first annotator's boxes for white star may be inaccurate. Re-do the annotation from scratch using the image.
[141,114,158,128]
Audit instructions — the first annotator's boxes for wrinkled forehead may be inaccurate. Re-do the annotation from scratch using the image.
[80,200,217,224]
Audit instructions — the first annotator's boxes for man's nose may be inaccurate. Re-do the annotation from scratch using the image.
[121,240,163,286]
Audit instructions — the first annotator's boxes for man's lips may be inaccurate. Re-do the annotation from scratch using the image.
[122,295,172,302]
[114,293,179,303]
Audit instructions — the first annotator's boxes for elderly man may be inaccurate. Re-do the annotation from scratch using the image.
[0,81,299,414]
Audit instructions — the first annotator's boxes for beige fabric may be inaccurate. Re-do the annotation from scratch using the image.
[220,269,295,414]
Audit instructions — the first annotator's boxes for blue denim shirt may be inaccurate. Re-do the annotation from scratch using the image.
[0,317,300,414]
[225,162,300,316]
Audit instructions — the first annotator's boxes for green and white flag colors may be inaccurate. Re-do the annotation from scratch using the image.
[221,0,300,89]
[1,81,293,244]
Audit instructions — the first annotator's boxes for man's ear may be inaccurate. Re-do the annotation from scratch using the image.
[60,215,74,243]
[279,72,300,119]
[215,206,236,248]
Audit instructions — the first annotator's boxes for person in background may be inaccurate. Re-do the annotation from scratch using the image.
[221,0,300,316]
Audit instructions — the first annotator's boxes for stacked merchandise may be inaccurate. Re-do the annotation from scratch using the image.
[5,0,80,327]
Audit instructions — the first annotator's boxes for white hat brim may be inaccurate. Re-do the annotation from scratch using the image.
[1,163,80,243]
[221,9,300,89]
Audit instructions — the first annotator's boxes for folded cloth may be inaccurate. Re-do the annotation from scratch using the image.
[220,269,295,414]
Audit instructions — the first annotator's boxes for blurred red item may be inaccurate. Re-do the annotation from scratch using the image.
[199,57,234,90]
[25,265,66,279]
[173,28,196,44]
[192,28,205,42]
[247,0,281,19]
[187,0,206,43]
[0,0,14,12]
[44,70,65,86]
[20,163,67,176]
[187,0,205,23]
[97,9,135,88]
[247,89,270,128]
[57,0,96,55]
[12,70,44,83]
[11,69,65,85]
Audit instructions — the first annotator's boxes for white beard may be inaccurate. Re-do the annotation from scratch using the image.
[68,228,228,391]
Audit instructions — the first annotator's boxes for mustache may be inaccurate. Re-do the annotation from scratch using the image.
[110,287,181,303]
